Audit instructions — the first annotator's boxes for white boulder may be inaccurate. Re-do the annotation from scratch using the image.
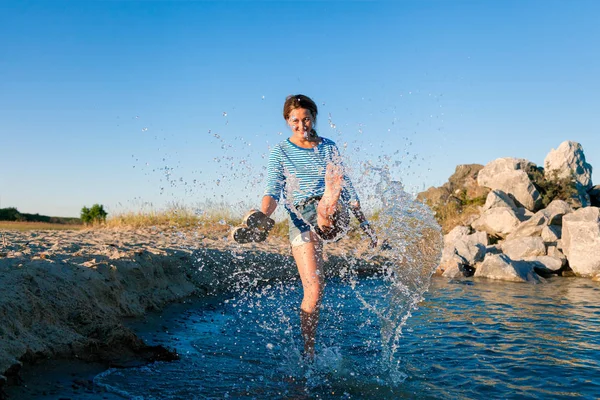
[501,236,546,260]
[438,226,487,276]
[541,225,561,243]
[481,189,518,212]
[471,207,521,238]
[544,141,593,190]
[523,255,564,273]
[474,254,543,283]
[477,158,542,211]
[506,200,572,240]
[561,207,600,277]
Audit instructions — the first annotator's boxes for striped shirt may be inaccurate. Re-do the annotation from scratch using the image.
[263,137,360,206]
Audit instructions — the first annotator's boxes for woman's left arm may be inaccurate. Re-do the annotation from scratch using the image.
[349,201,378,248]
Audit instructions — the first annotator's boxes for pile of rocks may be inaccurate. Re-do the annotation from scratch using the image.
[429,141,600,283]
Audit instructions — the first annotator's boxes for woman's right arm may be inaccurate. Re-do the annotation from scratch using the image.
[261,195,278,217]
[262,144,284,217]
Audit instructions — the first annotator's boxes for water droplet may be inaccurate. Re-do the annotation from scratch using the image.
[141,127,148,132]
[222,112,228,117]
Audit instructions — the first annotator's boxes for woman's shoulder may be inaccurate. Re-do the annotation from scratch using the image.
[269,140,288,152]
[319,137,337,148]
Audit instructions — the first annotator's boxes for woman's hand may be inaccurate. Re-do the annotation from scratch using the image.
[349,202,379,248]
[360,221,379,248]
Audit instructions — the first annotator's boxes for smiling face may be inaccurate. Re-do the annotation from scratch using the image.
[287,107,315,140]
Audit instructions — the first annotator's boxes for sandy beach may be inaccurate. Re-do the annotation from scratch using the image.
[0,227,380,397]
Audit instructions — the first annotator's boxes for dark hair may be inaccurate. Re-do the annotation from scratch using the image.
[283,94,318,121]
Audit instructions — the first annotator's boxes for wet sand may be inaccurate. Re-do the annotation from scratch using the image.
[4,295,222,399]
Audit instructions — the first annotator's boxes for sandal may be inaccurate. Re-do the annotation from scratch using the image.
[243,209,275,232]
[231,226,268,244]
[230,210,275,244]
[314,207,350,241]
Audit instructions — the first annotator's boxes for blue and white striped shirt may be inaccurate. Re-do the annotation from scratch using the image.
[263,137,360,206]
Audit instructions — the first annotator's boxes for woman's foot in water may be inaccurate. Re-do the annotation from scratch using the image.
[300,308,318,362]
[317,164,343,231]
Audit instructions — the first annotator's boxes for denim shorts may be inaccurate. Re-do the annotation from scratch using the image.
[288,198,320,247]
[287,197,350,246]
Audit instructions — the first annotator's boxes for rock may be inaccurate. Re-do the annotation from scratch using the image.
[524,255,564,276]
[544,141,593,190]
[445,226,472,243]
[515,207,534,222]
[541,225,561,242]
[417,185,451,206]
[588,185,600,207]
[417,164,489,208]
[454,233,487,265]
[439,227,487,269]
[501,236,546,260]
[474,254,543,283]
[477,157,542,211]
[486,244,502,255]
[593,274,600,282]
[438,252,467,276]
[506,200,572,240]
[447,164,489,199]
[441,255,474,279]
[546,245,567,263]
[481,189,518,212]
[471,207,521,238]
[561,207,600,277]
[437,226,487,276]
[567,187,591,209]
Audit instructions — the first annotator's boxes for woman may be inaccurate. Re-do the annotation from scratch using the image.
[261,94,377,359]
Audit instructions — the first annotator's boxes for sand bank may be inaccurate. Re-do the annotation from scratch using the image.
[0,227,378,396]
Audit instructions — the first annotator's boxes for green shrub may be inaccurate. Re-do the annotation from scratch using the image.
[527,166,579,207]
[81,204,108,225]
[0,207,24,221]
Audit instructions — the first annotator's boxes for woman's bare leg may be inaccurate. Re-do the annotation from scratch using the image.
[317,164,344,230]
[292,234,324,359]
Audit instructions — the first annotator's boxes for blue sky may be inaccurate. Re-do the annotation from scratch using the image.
[1,0,599,217]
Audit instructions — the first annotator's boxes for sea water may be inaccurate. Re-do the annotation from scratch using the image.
[95,277,600,399]
[95,174,600,399]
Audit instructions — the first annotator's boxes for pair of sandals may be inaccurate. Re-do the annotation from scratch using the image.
[231,208,350,244]
[231,210,275,244]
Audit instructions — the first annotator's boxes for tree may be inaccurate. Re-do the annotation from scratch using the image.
[81,204,108,225]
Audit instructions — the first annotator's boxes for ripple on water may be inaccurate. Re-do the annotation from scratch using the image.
[93,277,600,400]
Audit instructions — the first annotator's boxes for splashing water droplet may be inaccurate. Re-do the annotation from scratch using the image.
[142,127,148,132]
[222,112,228,117]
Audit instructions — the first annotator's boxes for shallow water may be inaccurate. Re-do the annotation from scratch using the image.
[95,277,600,400]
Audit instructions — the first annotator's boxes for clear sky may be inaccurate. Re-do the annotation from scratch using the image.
[1,0,599,217]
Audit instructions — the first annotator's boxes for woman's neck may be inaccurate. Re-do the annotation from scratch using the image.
[289,134,320,149]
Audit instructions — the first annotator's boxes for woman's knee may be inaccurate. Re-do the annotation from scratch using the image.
[302,285,322,308]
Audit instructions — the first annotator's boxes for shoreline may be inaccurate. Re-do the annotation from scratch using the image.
[4,294,225,400]
[0,227,382,398]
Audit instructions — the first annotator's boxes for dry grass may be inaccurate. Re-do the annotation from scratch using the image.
[0,221,84,231]
[102,205,291,240]
[434,203,482,234]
